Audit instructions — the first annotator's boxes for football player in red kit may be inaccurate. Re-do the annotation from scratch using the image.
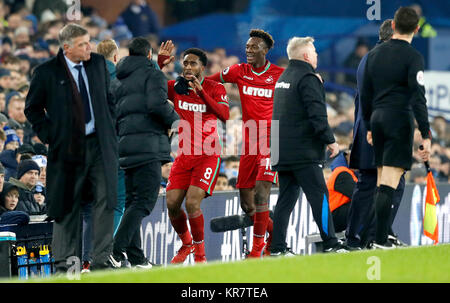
[164,48,229,263]
[207,29,284,258]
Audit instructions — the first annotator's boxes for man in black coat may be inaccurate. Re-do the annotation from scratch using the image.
[25,24,118,272]
[361,7,431,248]
[110,37,178,268]
[347,20,406,249]
[270,37,347,255]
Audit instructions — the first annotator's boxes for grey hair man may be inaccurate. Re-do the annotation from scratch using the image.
[270,36,345,256]
[25,23,119,272]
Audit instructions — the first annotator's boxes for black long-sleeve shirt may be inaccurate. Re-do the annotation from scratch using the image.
[361,39,430,139]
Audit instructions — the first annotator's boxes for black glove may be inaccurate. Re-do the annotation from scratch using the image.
[174,76,190,95]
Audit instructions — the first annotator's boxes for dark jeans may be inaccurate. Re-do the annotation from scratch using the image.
[271,165,338,253]
[346,169,405,247]
[113,161,161,265]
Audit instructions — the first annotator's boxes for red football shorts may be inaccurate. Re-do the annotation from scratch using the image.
[236,154,278,189]
[166,154,221,196]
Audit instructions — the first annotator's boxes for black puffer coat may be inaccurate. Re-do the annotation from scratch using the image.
[114,55,179,169]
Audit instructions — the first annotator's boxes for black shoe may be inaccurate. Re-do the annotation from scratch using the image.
[388,235,407,247]
[323,243,349,253]
[345,245,363,251]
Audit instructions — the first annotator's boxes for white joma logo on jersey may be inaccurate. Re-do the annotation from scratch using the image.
[242,86,273,98]
[275,82,291,89]
[178,100,206,113]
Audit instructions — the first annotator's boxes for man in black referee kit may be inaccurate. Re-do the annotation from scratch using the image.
[361,6,431,249]
[270,37,348,255]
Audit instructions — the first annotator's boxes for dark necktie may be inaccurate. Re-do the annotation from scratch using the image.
[74,65,92,123]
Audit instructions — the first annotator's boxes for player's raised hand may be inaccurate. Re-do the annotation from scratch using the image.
[158,40,175,66]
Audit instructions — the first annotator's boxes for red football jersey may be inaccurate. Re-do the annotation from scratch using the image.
[168,78,229,156]
[218,61,284,155]
[219,61,284,125]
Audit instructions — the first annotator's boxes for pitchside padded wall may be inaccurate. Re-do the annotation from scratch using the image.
[140,184,450,266]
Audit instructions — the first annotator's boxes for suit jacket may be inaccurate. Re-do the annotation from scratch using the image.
[349,52,376,170]
[25,49,118,221]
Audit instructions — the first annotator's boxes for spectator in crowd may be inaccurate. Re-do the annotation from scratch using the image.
[222,156,239,181]
[0,68,11,92]
[0,162,4,192]
[343,38,369,86]
[32,181,45,208]
[9,158,45,215]
[215,173,232,191]
[0,93,6,113]
[410,4,437,38]
[32,154,46,186]
[326,146,357,233]
[0,142,34,181]
[0,182,19,214]
[95,37,125,240]
[0,181,30,225]
[121,0,160,38]
[160,161,172,193]
[0,127,5,152]
[431,116,448,146]
[7,95,33,144]
[409,163,427,184]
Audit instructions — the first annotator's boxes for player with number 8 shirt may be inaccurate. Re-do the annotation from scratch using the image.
[161,47,230,264]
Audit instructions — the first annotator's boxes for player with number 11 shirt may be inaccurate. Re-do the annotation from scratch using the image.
[208,29,284,258]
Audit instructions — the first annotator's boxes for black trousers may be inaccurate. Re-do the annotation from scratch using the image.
[346,169,405,247]
[52,135,114,271]
[113,161,161,265]
[271,165,338,253]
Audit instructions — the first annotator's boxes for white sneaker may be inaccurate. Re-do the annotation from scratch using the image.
[370,242,395,250]
[108,254,122,268]
[134,259,155,269]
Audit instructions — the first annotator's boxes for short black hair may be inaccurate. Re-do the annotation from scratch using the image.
[379,19,393,42]
[128,37,152,57]
[394,7,419,35]
[249,29,274,49]
[183,48,208,66]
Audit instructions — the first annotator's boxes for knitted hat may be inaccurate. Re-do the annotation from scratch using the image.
[17,159,40,180]
[17,143,36,156]
[3,126,20,147]
[32,182,46,197]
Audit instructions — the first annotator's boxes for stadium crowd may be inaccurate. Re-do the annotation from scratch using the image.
[0,1,447,224]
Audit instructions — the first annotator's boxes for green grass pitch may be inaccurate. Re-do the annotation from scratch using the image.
[8,244,450,283]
